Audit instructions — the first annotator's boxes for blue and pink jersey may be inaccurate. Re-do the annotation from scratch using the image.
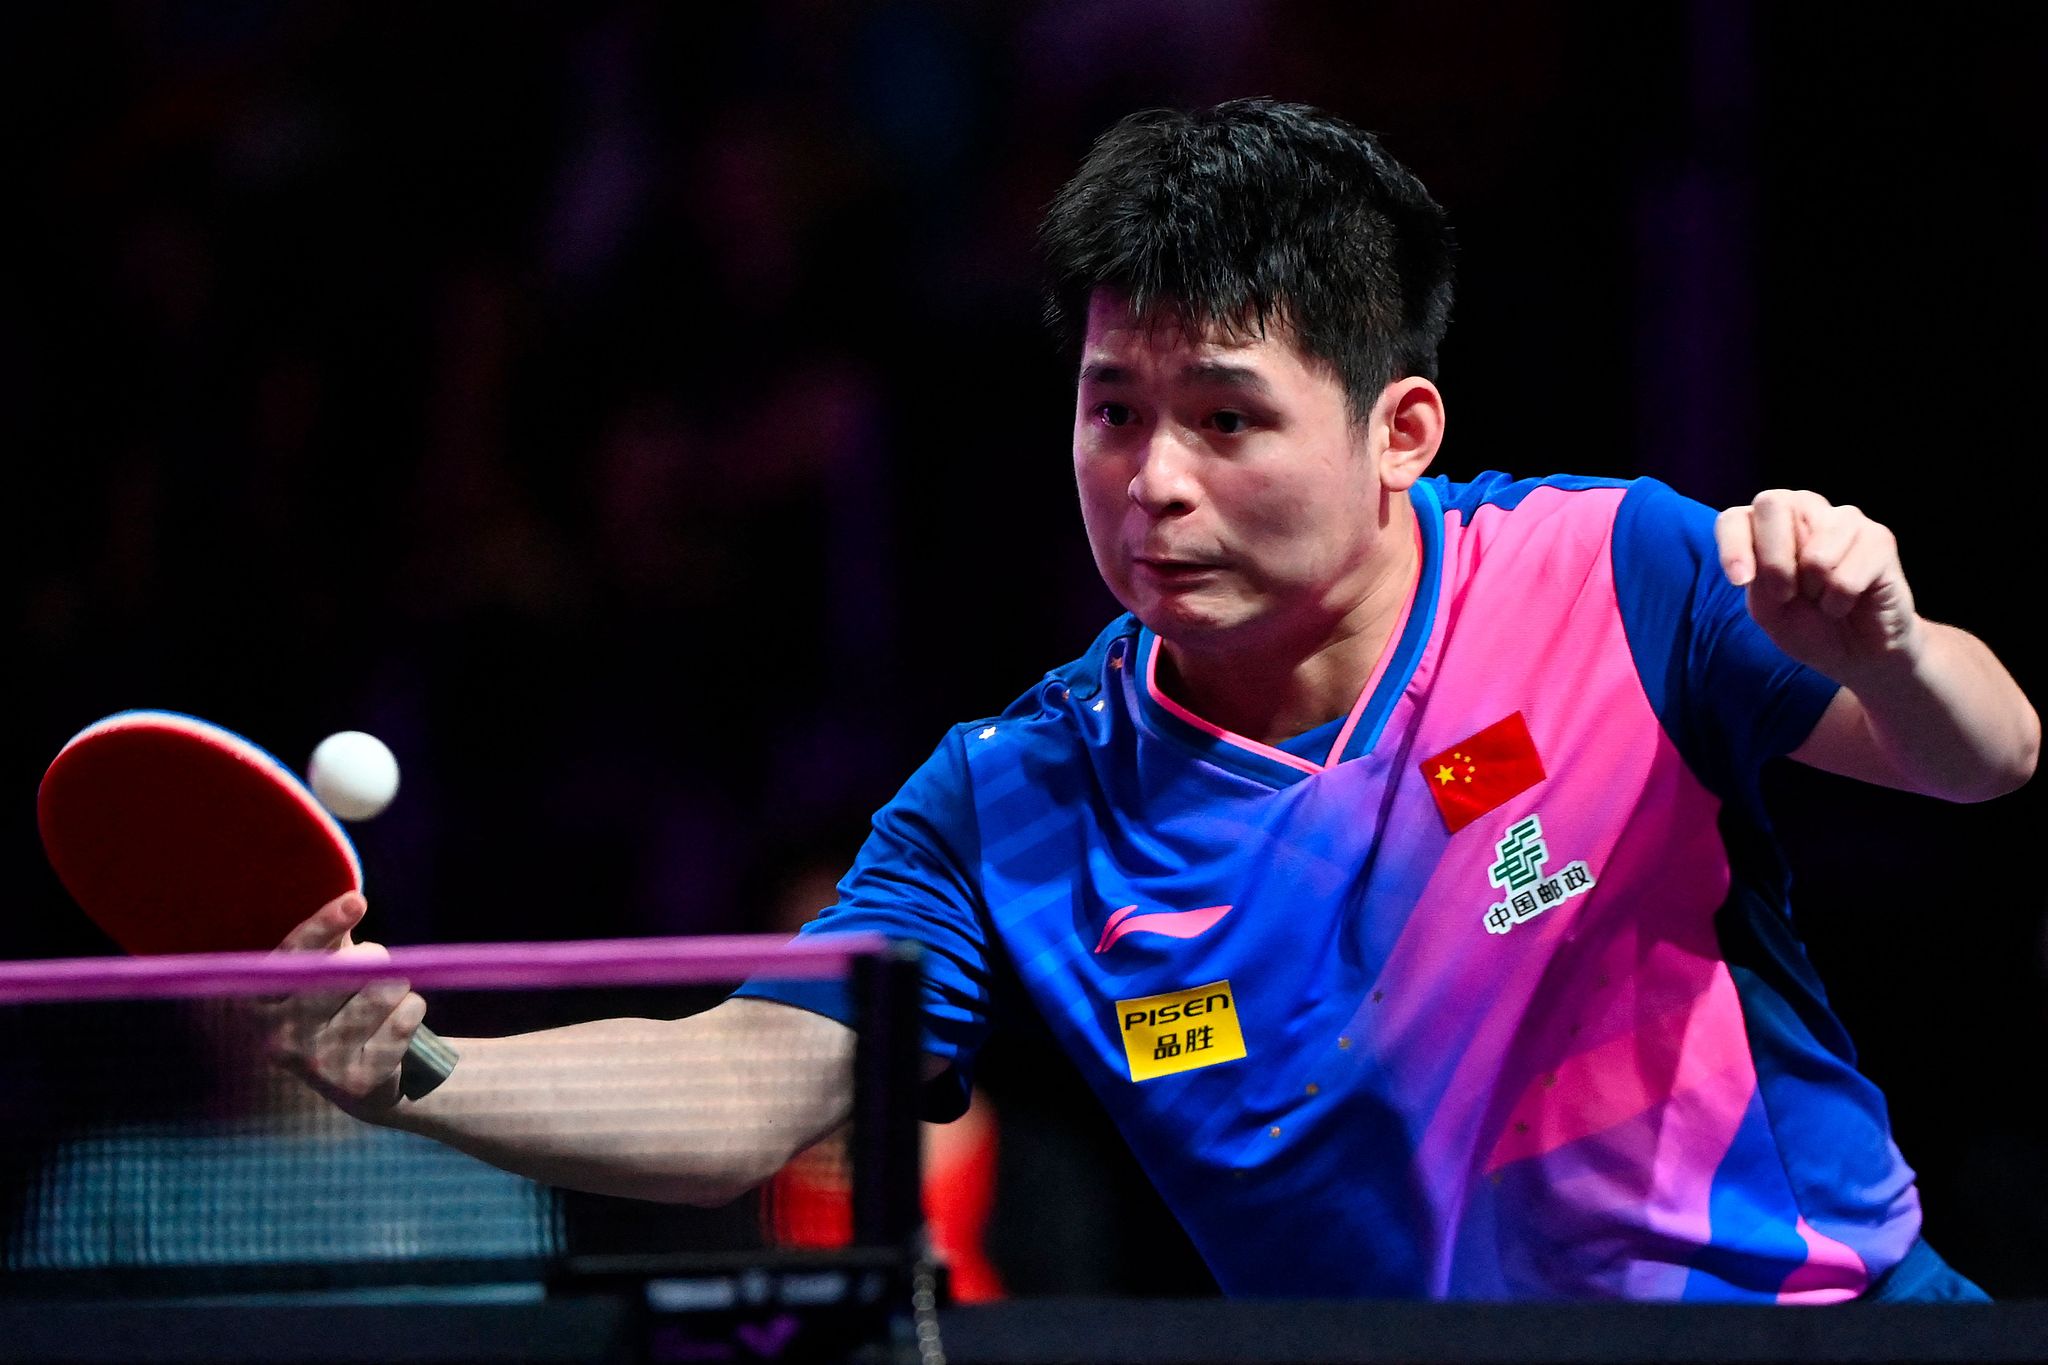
[744,472,1924,1300]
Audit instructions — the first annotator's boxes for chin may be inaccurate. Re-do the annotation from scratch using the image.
[1134,599,1257,652]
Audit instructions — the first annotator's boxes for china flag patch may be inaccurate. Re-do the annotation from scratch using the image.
[1420,712,1547,834]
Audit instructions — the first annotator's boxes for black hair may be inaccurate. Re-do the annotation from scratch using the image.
[1040,99,1455,418]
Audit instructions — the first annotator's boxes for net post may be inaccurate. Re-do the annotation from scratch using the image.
[849,939,923,1256]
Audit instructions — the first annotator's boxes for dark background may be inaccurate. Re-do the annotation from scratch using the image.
[4,2,2043,1296]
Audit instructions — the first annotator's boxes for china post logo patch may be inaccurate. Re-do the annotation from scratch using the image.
[1115,980,1247,1082]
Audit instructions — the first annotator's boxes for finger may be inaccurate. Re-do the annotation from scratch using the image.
[264,942,396,1055]
[258,929,382,1015]
[273,987,358,1033]
[1816,527,1895,620]
[324,989,422,1102]
[1715,506,1757,586]
[277,892,367,953]
[268,980,382,1061]
[305,946,402,1036]
[355,992,429,1088]
[1748,491,1800,604]
[297,978,414,1086]
[1795,504,1860,602]
[324,978,415,1048]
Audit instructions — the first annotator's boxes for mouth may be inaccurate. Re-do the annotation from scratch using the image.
[1134,556,1223,585]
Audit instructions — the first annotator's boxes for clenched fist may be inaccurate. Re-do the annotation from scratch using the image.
[1715,489,1922,686]
[258,891,426,1115]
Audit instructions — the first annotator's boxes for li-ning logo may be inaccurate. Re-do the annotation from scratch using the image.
[1482,813,1595,935]
[1093,903,1233,954]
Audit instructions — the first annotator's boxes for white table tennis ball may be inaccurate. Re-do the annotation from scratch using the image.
[308,731,400,822]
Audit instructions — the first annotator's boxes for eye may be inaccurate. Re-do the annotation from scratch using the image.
[1095,402,1137,428]
[1208,410,1252,435]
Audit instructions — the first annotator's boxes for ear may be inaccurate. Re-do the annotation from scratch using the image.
[1368,377,1445,492]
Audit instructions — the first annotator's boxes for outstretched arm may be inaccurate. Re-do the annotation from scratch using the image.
[1715,489,2039,802]
[265,893,858,1206]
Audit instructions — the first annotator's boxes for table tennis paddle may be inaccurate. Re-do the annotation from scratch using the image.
[36,709,458,1099]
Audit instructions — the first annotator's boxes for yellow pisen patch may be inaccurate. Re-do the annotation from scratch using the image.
[1115,979,1248,1082]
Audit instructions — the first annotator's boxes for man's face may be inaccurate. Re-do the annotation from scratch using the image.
[1073,292,1395,657]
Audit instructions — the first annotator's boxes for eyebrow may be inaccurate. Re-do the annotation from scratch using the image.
[1077,361,1275,398]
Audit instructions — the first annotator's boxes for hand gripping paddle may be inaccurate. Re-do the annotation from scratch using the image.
[36,710,458,1099]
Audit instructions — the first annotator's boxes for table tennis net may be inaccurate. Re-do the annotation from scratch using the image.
[0,934,918,1296]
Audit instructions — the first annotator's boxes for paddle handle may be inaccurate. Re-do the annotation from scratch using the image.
[399,1026,460,1099]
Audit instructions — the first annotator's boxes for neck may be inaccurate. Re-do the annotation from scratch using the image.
[1158,501,1421,748]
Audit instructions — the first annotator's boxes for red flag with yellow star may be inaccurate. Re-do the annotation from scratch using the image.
[1419,712,1546,834]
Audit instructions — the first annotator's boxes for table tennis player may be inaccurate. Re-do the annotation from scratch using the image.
[267,99,2037,1302]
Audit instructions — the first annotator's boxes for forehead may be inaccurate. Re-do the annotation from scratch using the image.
[1079,290,1320,385]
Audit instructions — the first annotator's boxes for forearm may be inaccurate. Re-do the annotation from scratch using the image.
[373,1001,854,1205]
[1838,620,2040,802]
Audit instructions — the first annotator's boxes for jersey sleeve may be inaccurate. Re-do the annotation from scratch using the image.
[731,726,991,1121]
[1611,478,1842,807]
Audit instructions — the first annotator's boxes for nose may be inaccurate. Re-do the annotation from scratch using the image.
[1127,429,1199,517]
